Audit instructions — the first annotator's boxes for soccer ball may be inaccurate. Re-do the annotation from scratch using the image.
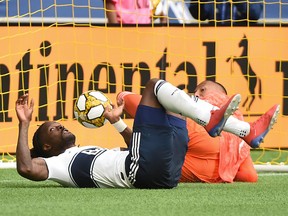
[74,90,111,128]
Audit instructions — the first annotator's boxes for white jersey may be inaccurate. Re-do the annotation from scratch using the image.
[43,146,134,188]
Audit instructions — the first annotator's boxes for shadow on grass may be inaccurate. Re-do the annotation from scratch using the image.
[0,180,61,188]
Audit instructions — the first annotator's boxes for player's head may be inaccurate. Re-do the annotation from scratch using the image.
[194,80,227,98]
[31,121,76,158]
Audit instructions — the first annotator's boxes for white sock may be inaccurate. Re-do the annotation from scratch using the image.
[223,116,251,137]
[154,80,215,126]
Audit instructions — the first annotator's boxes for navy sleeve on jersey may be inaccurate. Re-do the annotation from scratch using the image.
[69,147,106,188]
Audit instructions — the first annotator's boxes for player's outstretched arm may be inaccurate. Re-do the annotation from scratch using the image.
[15,94,48,181]
[104,101,132,147]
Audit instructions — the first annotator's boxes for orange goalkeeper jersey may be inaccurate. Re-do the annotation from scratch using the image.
[180,92,251,183]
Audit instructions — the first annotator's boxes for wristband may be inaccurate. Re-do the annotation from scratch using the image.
[112,118,127,133]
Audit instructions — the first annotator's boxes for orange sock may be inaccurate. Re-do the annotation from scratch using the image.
[117,92,142,118]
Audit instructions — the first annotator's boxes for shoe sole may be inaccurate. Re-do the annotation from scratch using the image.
[250,105,280,148]
[209,94,241,137]
[268,105,280,130]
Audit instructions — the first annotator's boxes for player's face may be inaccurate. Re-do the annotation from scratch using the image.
[194,81,224,98]
[40,122,76,151]
[194,81,213,98]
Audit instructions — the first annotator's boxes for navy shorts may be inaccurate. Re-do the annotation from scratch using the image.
[125,105,188,189]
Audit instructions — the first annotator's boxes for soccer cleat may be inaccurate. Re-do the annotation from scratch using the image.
[243,104,280,148]
[205,94,241,137]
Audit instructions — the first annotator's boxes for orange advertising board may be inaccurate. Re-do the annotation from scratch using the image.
[0,26,287,152]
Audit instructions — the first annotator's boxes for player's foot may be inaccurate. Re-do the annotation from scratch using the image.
[205,94,241,137]
[243,104,280,148]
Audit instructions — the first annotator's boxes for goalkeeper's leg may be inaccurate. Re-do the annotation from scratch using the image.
[118,79,280,148]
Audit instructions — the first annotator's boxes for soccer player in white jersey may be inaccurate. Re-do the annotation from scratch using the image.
[15,78,279,188]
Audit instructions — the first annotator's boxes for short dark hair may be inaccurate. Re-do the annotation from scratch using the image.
[214,81,228,95]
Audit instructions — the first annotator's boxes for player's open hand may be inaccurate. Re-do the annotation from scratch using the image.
[15,94,34,123]
[103,100,124,124]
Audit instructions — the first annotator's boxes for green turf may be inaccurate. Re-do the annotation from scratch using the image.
[251,149,288,164]
[1,169,287,216]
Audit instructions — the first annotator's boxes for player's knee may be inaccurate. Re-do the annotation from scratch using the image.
[145,78,159,91]
[143,78,162,98]
[140,78,162,107]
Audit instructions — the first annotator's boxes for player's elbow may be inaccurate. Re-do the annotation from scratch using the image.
[16,159,48,181]
[244,172,259,183]
[17,165,33,179]
[249,173,258,183]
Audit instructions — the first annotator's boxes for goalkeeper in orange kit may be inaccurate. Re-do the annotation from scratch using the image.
[116,80,280,183]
